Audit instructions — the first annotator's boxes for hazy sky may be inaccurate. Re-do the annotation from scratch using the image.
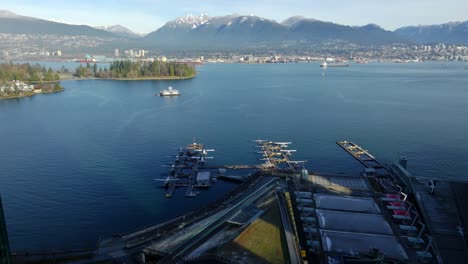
[2,0,468,33]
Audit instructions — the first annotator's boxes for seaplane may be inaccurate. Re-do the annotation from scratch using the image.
[154,175,179,186]
[269,157,288,163]
[262,151,283,157]
[273,142,292,148]
[193,148,215,155]
[191,156,214,163]
[161,164,186,168]
[287,160,307,165]
[280,149,297,155]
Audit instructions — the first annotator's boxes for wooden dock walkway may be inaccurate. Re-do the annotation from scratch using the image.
[409,177,468,263]
[165,182,176,198]
[337,141,391,176]
[201,164,260,170]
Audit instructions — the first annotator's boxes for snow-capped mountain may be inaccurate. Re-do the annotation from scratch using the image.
[144,14,405,50]
[165,14,210,29]
[281,16,308,27]
[0,10,24,18]
[95,25,142,38]
[395,21,468,44]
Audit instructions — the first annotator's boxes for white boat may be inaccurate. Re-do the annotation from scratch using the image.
[320,61,349,67]
[158,86,180,96]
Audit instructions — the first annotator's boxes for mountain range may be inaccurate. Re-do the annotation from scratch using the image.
[143,14,407,50]
[1,10,467,51]
[94,25,143,38]
[394,21,468,44]
[0,10,114,37]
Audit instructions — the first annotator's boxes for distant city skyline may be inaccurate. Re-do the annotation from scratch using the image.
[2,0,468,33]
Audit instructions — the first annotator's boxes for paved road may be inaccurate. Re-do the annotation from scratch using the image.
[276,190,302,264]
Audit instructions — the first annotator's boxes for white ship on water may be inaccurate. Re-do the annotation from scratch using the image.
[158,86,180,96]
[320,58,349,68]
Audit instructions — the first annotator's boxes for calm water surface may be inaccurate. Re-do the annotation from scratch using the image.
[1,62,467,251]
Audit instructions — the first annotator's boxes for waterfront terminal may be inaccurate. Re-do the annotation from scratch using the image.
[4,141,468,264]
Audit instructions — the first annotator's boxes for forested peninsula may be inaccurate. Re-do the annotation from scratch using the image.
[74,60,197,80]
[0,62,64,99]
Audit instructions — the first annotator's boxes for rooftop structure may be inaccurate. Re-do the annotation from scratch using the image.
[195,171,211,187]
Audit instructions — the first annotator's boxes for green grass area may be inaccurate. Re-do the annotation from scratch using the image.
[220,200,289,264]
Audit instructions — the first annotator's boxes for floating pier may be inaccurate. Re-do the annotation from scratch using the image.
[254,140,305,169]
[157,140,214,198]
[337,140,390,176]
[158,139,301,198]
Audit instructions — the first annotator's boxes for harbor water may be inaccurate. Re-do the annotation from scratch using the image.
[0,62,467,251]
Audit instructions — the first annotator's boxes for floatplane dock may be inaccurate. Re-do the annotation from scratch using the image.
[157,140,304,198]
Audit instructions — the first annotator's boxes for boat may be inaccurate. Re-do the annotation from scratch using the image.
[78,54,98,63]
[355,59,369,64]
[158,86,180,96]
[320,61,349,67]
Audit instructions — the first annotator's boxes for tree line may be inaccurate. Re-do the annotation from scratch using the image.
[74,60,197,79]
[0,62,61,84]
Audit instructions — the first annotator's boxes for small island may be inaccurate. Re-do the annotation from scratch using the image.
[0,62,64,100]
[73,60,197,80]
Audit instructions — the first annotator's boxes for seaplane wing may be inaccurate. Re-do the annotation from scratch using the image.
[154,178,179,182]
[161,164,186,168]
[172,147,184,150]
[287,160,306,164]
[194,148,215,152]
[274,142,292,145]
[280,149,297,152]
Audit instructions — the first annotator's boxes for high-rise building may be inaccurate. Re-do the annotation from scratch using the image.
[114,48,119,57]
[0,194,11,264]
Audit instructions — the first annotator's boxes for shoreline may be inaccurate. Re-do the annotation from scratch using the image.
[0,87,64,100]
[62,74,196,81]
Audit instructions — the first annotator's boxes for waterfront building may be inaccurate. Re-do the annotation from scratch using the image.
[0,194,11,264]
[196,172,211,187]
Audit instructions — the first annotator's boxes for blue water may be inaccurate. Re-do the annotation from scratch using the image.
[1,62,468,251]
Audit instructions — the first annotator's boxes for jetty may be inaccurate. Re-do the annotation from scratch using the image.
[157,141,211,198]
[334,140,468,263]
[157,140,262,198]
[254,139,306,169]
